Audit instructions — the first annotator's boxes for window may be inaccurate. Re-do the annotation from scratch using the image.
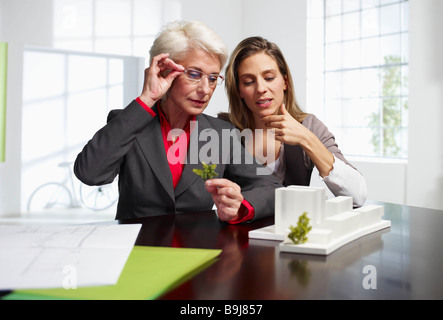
[307,0,409,159]
[21,47,143,212]
[21,0,182,212]
[53,0,181,64]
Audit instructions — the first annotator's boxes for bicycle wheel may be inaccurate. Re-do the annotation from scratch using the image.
[79,181,118,211]
[27,182,74,212]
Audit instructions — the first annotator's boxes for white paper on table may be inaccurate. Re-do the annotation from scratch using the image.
[0,224,141,290]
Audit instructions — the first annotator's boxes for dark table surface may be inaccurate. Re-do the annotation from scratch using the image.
[115,200,443,300]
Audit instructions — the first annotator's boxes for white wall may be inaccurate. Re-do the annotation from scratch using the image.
[407,0,443,210]
[241,0,307,109]
[0,0,54,215]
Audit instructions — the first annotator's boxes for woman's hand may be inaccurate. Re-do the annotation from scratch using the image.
[261,104,308,146]
[204,179,244,222]
[261,104,334,177]
[139,53,184,108]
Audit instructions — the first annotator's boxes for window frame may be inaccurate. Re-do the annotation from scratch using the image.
[307,0,409,159]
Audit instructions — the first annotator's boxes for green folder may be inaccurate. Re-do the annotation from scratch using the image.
[4,246,221,300]
[0,42,7,162]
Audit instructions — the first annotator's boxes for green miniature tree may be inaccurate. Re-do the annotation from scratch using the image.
[288,212,312,245]
[192,162,218,181]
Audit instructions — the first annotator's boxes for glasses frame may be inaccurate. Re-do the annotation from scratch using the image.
[182,68,225,87]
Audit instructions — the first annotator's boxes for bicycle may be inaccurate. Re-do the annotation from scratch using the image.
[27,162,118,212]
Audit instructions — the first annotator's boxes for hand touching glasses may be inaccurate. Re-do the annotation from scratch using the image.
[183,68,225,87]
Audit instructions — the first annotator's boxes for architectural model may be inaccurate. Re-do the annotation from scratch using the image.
[249,186,391,255]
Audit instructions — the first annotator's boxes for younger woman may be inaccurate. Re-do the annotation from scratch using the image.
[224,36,366,207]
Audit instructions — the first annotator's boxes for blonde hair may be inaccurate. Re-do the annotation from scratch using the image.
[225,36,307,130]
[150,20,228,69]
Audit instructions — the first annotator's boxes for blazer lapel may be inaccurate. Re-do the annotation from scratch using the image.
[174,114,210,197]
[136,105,175,201]
[135,111,216,199]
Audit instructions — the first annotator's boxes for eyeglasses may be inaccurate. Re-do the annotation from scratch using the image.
[183,68,225,87]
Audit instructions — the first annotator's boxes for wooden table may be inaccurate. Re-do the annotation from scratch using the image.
[115,201,443,300]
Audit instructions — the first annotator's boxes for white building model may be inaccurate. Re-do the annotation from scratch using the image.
[249,186,391,255]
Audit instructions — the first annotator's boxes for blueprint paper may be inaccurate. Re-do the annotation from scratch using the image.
[7,246,222,300]
[0,224,141,290]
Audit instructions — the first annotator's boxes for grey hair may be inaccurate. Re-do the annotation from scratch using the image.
[149,20,228,69]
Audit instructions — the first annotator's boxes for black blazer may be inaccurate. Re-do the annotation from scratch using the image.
[74,100,282,220]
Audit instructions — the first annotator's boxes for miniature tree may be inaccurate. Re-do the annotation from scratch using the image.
[192,162,218,181]
[288,212,312,245]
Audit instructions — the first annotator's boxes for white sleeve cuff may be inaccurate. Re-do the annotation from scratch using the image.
[320,155,367,207]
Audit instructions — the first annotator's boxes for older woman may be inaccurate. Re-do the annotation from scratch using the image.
[224,36,366,207]
[74,22,281,222]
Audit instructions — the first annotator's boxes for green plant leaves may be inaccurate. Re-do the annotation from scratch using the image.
[288,212,312,245]
[192,162,218,181]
